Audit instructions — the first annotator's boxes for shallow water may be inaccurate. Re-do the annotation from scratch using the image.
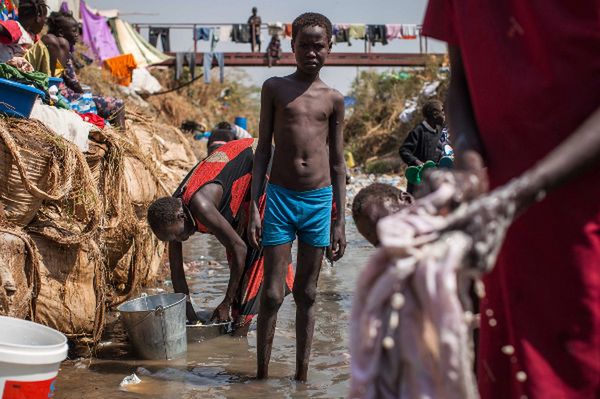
[56,218,373,398]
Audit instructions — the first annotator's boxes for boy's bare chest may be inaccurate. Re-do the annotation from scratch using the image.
[275,92,332,122]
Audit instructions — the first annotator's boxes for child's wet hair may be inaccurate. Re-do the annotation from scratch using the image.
[352,183,413,220]
[147,197,182,233]
[292,12,332,43]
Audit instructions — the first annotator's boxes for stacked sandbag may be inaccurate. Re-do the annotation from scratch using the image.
[0,119,66,227]
[0,108,197,345]
[0,225,40,319]
[32,234,105,343]
[85,126,170,307]
[0,117,104,342]
[125,111,197,193]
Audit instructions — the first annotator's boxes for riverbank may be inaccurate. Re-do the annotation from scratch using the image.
[55,218,373,398]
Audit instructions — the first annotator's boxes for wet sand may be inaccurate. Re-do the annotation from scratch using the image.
[55,218,373,398]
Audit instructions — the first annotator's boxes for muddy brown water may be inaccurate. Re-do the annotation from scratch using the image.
[56,219,373,398]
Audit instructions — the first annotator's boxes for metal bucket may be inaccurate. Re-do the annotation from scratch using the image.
[117,293,187,360]
[186,310,233,342]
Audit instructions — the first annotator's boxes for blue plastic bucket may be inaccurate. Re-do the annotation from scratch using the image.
[48,77,63,89]
[234,116,247,130]
[0,78,45,118]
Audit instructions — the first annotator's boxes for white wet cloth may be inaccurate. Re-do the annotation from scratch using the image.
[30,100,98,152]
[130,68,162,94]
[232,125,252,139]
[218,26,233,42]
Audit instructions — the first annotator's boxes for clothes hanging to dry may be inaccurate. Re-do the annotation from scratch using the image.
[103,53,137,86]
[367,25,388,46]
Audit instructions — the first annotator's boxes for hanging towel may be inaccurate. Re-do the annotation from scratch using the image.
[268,22,283,37]
[385,24,402,40]
[103,53,137,86]
[284,23,293,38]
[401,24,418,39]
[367,25,388,46]
[218,25,232,42]
[203,52,224,84]
[348,24,366,40]
[80,1,121,61]
[231,24,251,43]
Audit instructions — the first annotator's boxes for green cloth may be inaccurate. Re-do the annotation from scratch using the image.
[349,24,366,40]
[24,40,52,76]
[0,63,49,94]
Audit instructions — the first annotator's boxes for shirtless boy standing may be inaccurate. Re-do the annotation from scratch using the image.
[248,12,346,382]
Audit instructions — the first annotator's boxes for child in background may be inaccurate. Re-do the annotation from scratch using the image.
[351,183,413,246]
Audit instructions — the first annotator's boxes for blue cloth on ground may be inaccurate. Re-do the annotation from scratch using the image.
[262,183,332,247]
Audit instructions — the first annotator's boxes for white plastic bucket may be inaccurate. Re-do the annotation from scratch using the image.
[0,316,68,398]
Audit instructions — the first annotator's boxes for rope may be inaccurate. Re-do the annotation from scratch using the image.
[147,72,205,97]
[0,124,66,201]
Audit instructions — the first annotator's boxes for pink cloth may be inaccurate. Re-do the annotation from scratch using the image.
[385,24,402,40]
[80,0,120,61]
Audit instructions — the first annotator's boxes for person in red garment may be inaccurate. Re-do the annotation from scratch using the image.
[422,1,600,398]
[147,138,294,335]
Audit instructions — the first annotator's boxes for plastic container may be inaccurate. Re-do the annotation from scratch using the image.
[0,316,68,399]
[0,78,45,118]
[234,116,247,130]
[117,293,187,360]
[47,77,63,89]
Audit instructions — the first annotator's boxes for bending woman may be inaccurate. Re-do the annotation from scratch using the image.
[42,10,125,127]
[147,138,294,335]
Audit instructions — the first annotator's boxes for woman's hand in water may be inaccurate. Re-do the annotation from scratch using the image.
[211,299,232,323]
[247,203,262,249]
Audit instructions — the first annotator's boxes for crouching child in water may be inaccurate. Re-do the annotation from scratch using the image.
[352,183,413,246]
[248,12,346,382]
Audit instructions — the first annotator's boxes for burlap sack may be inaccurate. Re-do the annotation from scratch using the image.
[0,228,40,319]
[0,120,57,227]
[33,234,105,341]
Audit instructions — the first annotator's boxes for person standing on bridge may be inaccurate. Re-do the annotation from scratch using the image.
[248,7,261,53]
[266,34,281,67]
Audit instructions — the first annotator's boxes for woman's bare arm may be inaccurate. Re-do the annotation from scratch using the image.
[189,193,247,322]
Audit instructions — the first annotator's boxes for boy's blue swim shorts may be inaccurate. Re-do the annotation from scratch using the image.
[262,183,332,248]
